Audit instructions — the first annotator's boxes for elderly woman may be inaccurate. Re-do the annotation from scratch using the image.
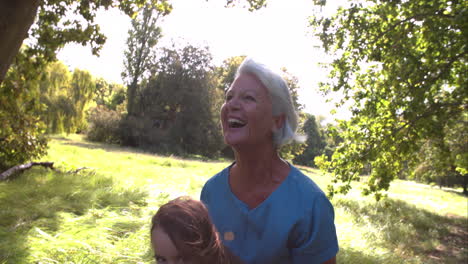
[201,58,339,264]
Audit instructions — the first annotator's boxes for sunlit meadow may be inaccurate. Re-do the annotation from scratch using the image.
[0,135,466,263]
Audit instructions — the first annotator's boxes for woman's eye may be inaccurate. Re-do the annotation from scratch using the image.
[245,95,256,101]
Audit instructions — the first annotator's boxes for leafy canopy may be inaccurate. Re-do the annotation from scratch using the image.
[27,0,172,67]
[311,0,467,199]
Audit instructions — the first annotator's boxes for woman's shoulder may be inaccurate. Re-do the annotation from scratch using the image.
[200,164,232,201]
[281,165,333,210]
[287,165,325,194]
[204,165,230,187]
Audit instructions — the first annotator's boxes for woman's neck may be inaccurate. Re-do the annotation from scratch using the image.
[231,144,288,190]
[228,144,290,209]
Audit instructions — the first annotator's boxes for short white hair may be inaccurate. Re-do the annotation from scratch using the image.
[236,57,305,146]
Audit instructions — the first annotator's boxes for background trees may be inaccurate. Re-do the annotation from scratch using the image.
[293,114,326,167]
[121,44,224,157]
[39,61,73,134]
[0,0,172,84]
[0,0,171,169]
[410,112,467,194]
[311,0,467,198]
[3,0,465,197]
[122,3,168,116]
[37,62,97,134]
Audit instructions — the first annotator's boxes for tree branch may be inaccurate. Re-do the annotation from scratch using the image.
[0,162,55,181]
[0,162,94,181]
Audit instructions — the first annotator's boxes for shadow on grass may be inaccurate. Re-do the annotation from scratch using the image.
[62,139,139,154]
[338,247,391,264]
[49,135,148,155]
[60,138,223,164]
[0,167,148,263]
[438,188,468,198]
[335,197,468,263]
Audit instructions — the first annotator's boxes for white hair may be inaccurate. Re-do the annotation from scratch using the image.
[235,57,305,146]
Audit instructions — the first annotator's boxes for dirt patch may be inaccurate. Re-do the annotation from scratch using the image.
[427,218,468,262]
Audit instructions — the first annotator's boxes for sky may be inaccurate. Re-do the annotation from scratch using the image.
[57,0,350,121]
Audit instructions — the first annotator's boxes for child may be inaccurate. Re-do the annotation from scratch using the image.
[151,196,243,264]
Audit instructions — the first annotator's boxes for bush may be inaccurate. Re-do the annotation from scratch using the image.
[86,106,122,144]
[0,110,48,171]
[0,49,48,171]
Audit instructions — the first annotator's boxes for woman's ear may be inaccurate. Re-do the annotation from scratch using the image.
[272,114,286,132]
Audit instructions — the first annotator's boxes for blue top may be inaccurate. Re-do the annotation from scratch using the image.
[200,164,339,264]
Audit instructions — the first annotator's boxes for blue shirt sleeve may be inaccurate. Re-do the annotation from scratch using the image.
[289,193,339,264]
[200,182,208,204]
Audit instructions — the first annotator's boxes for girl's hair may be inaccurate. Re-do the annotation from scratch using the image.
[151,196,242,264]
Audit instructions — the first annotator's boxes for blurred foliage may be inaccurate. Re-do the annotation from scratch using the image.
[224,0,267,11]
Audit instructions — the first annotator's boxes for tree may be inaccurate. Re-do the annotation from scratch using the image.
[0,0,39,84]
[122,3,169,116]
[94,78,126,110]
[280,67,304,112]
[39,61,74,134]
[0,48,47,171]
[217,55,247,91]
[0,0,268,171]
[410,112,467,194]
[0,0,270,84]
[0,0,172,171]
[70,69,96,132]
[278,68,306,160]
[310,0,467,199]
[293,114,326,167]
[0,0,172,84]
[122,44,224,157]
[225,0,267,11]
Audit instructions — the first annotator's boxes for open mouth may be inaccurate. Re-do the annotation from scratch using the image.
[228,118,246,128]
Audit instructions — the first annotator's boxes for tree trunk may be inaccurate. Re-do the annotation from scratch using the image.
[0,0,40,84]
[0,162,54,181]
[463,176,467,195]
[127,81,138,115]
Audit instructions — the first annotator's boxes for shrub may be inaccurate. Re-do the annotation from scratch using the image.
[86,106,122,144]
[0,49,48,171]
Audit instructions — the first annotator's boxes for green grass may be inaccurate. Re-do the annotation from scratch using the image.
[0,135,466,263]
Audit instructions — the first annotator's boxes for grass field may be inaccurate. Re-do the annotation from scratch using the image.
[1,135,466,263]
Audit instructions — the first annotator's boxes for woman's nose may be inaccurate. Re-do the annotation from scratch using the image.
[226,96,240,110]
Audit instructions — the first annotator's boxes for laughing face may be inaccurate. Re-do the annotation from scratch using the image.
[221,73,278,149]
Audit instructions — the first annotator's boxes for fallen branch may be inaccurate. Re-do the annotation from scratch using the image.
[68,167,91,174]
[0,162,55,181]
